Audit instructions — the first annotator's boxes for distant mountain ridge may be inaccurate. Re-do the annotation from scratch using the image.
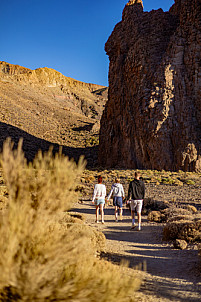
[0,61,108,166]
[0,61,105,91]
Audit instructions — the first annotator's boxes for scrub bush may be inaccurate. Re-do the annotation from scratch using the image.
[0,139,140,301]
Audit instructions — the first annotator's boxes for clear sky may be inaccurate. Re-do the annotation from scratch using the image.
[0,0,174,86]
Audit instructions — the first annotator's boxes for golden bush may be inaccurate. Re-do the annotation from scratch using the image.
[0,139,140,301]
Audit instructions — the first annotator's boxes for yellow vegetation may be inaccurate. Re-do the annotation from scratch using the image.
[0,139,140,301]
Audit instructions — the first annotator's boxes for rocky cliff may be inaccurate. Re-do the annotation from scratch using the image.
[99,0,201,171]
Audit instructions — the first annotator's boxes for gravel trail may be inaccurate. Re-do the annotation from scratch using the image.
[73,201,201,302]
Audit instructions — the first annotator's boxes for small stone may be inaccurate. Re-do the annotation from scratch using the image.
[173,239,188,250]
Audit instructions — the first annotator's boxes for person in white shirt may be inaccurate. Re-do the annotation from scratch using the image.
[107,178,125,222]
[92,175,106,224]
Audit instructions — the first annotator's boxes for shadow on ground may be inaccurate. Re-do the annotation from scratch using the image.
[0,121,98,167]
[72,122,93,132]
[73,202,201,301]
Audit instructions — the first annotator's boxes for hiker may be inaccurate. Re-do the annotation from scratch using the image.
[127,172,145,231]
[92,175,106,224]
[107,178,125,222]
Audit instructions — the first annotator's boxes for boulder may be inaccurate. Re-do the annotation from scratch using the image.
[173,239,188,250]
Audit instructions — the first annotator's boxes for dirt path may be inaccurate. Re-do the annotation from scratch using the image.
[73,201,201,302]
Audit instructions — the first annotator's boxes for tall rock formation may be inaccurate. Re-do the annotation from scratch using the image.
[99,0,201,171]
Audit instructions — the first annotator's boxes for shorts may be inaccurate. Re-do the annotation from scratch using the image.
[113,196,123,208]
[95,198,105,206]
[130,199,143,213]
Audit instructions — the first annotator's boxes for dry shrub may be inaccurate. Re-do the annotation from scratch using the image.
[0,184,8,210]
[173,179,183,186]
[147,211,165,223]
[58,212,105,253]
[0,185,8,196]
[162,205,201,243]
[163,220,192,241]
[0,139,140,301]
[161,206,193,222]
[142,198,169,215]
[59,212,85,225]
[66,223,106,254]
[75,184,88,197]
[68,211,85,221]
[186,205,197,214]
[168,214,192,222]
[163,220,201,242]
[84,175,95,183]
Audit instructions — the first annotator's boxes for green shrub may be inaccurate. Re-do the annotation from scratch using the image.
[161,177,175,185]
[184,179,195,185]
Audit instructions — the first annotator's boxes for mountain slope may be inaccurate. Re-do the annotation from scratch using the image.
[0,61,108,166]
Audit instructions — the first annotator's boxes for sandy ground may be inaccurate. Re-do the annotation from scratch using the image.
[73,201,201,302]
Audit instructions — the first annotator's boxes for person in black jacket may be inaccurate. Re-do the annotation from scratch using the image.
[127,171,145,231]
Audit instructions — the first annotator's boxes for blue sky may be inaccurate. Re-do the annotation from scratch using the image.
[0,0,174,86]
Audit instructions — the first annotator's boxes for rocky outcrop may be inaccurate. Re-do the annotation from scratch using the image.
[99,0,201,171]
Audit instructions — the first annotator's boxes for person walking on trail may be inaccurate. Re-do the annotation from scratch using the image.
[107,178,125,222]
[92,175,106,224]
[127,172,145,231]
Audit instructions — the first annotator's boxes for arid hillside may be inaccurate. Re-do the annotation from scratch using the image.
[0,61,108,166]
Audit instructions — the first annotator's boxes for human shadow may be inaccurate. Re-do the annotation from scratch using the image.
[0,121,98,167]
[143,277,201,302]
[102,224,201,280]
[101,246,201,301]
[103,224,162,243]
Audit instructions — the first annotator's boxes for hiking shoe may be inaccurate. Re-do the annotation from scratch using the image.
[130,225,136,230]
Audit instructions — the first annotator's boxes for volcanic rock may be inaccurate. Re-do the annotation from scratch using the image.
[173,239,188,249]
[99,0,201,172]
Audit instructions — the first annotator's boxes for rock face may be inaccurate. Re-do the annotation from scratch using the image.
[99,0,201,171]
